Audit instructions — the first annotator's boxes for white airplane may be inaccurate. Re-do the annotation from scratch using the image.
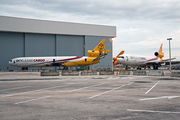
[9,39,111,70]
[113,44,175,70]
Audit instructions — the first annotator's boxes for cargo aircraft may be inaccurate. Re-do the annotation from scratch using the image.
[113,44,175,70]
[9,39,111,70]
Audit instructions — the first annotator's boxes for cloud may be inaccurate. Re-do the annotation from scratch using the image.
[0,0,180,59]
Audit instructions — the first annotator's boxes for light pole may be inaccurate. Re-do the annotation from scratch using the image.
[167,38,172,72]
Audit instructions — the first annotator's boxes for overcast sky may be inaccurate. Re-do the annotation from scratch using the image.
[0,0,180,60]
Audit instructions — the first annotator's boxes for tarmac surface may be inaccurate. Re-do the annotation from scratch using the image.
[0,72,180,120]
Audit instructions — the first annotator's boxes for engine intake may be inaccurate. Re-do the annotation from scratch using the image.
[154,52,159,56]
[154,52,164,58]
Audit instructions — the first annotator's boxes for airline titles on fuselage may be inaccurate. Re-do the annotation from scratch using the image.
[130,56,146,60]
[15,59,45,62]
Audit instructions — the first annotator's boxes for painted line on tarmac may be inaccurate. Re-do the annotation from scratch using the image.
[1,84,71,98]
[68,83,106,92]
[88,85,126,99]
[15,96,51,104]
[127,82,134,85]
[88,82,133,99]
[127,109,180,114]
[0,86,31,92]
[139,96,180,101]
[145,81,160,94]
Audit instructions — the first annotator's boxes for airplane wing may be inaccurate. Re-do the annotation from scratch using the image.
[143,57,176,67]
[160,58,176,62]
[165,60,180,65]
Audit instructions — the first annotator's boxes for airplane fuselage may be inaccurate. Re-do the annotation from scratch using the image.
[9,56,99,67]
[117,54,160,66]
[9,39,111,68]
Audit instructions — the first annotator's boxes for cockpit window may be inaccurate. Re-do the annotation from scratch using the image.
[118,56,124,58]
[9,60,12,62]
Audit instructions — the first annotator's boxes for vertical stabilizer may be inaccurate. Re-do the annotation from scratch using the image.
[159,44,163,54]
[93,39,106,51]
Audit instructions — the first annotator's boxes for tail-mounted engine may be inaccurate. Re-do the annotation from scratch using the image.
[88,50,108,62]
[87,50,107,57]
[154,43,164,61]
[154,52,164,58]
[154,52,164,60]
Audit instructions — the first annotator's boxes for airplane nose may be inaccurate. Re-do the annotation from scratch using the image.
[9,59,14,65]
[117,58,125,62]
[9,60,12,65]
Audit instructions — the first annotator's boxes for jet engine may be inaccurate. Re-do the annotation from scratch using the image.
[87,50,107,57]
[154,52,164,58]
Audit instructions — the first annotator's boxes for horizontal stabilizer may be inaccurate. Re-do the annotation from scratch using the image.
[161,58,176,62]
[104,50,111,52]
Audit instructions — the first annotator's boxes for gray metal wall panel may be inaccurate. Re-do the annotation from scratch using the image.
[25,33,56,57]
[0,16,116,37]
[85,36,112,69]
[0,32,24,70]
[56,35,84,56]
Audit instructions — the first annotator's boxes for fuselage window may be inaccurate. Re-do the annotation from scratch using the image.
[85,59,87,62]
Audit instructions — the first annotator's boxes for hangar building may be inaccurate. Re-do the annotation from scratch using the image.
[0,16,116,71]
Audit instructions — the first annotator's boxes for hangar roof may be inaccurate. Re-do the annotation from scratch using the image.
[0,16,116,37]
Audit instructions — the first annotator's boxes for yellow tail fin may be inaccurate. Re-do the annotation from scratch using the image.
[158,43,164,61]
[159,43,163,53]
[93,39,106,51]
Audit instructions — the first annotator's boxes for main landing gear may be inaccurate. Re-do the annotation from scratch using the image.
[22,67,28,70]
[153,65,158,70]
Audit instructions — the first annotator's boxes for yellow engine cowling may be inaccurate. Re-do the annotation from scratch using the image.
[154,52,164,58]
[88,50,99,57]
[101,51,107,56]
[87,50,107,57]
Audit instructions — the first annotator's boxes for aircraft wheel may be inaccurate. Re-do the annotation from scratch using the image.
[137,67,141,70]
[22,67,28,70]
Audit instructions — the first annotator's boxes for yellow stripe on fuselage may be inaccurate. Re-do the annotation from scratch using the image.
[63,57,99,66]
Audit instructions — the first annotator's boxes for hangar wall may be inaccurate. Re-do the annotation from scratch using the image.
[0,32,24,70]
[25,34,56,57]
[0,16,115,71]
[56,35,84,56]
[0,16,116,37]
